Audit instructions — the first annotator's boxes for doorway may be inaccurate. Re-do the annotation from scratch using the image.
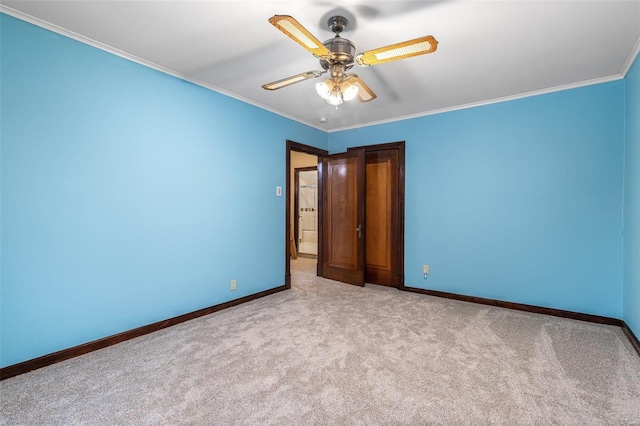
[285,140,405,289]
[295,167,318,257]
[285,141,328,288]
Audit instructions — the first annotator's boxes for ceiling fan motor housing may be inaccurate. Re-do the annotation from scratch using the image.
[319,16,355,72]
[320,37,356,70]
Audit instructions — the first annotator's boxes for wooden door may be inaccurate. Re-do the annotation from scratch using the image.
[365,149,400,286]
[321,149,366,286]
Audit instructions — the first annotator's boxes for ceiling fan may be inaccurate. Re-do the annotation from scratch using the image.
[262,15,438,106]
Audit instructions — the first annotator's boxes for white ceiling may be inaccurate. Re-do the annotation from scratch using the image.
[2,1,639,131]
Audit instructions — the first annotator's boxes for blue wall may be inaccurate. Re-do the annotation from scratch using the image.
[1,11,636,369]
[624,52,640,338]
[0,14,326,368]
[329,82,625,318]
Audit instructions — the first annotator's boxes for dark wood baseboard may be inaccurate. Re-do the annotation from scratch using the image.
[285,273,291,289]
[0,285,287,381]
[399,286,640,358]
[4,284,637,381]
[621,321,640,358]
[400,286,622,325]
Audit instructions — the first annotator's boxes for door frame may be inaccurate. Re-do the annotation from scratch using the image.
[285,140,328,288]
[285,140,405,289]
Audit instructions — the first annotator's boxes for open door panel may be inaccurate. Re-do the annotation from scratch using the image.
[321,148,366,286]
[365,149,400,286]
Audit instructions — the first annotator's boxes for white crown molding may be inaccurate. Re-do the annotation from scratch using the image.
[621,36,640,77]
[328,75,624,133]
[0,6,325,132]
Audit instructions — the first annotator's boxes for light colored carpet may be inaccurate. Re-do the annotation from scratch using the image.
[2,257,640,425]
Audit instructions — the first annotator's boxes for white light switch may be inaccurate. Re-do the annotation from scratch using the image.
[276,186,282,196]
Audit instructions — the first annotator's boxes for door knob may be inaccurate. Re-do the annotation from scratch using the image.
[356,224,362,238]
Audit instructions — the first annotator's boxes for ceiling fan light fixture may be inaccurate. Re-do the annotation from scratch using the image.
[316,78,359,105]
[341,80,359,101]
[316,80,334,99]
[326,87,344,106]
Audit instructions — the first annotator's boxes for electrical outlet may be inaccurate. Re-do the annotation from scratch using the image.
[230,279,237,291]
[423,265,430,278]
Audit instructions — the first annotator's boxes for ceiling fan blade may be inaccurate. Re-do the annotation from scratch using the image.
[346,75,377,102]
[355,35,438,66]
[268,15,331,58]
[262,71,324,91]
